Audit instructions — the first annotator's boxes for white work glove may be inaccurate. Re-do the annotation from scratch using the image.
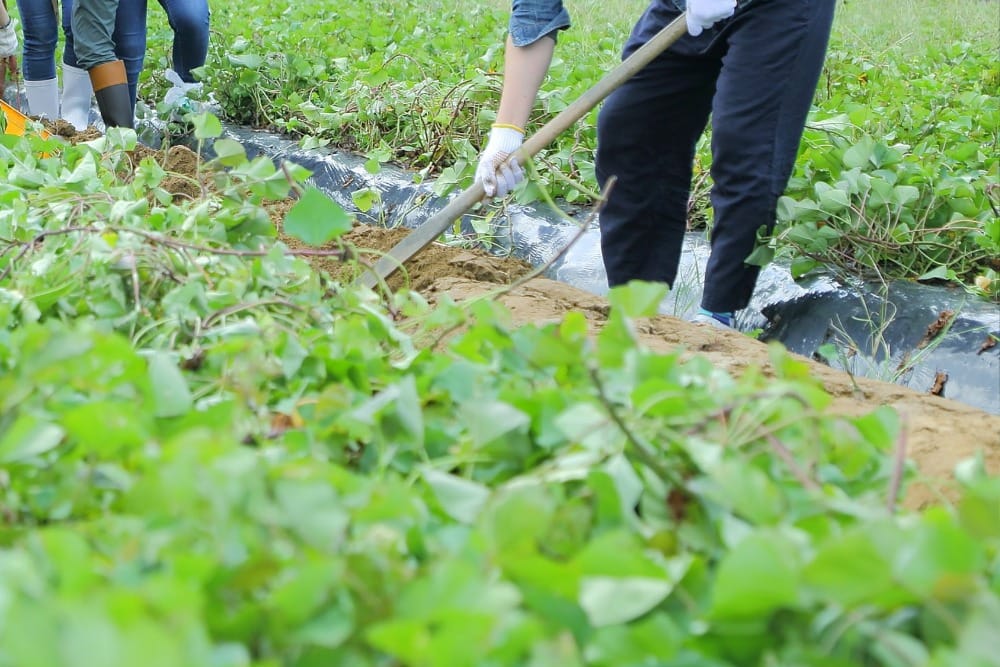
[0,17,18,57]
[686,0,737,37]
[475,124,525,198]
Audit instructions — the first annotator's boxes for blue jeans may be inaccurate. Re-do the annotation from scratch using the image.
[595,0,836,312]
[72,0,148,108]
[157,0,209,83]
[15,0,80,80]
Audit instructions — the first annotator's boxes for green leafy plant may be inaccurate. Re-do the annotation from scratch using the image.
[2,122,999,665]
[134,0,999,296]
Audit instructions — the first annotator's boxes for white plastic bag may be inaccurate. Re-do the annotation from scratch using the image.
[162,69,203,109]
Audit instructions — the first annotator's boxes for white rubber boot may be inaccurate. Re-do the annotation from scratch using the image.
[23,77,59,121]
[60,64,95,131]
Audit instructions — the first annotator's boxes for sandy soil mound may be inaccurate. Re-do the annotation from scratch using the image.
[64,130,992,512]
[288,223,999,511]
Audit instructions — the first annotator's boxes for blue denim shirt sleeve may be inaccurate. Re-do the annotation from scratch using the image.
[508,0,571,47]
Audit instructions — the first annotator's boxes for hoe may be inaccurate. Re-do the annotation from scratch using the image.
[358,12,689,290]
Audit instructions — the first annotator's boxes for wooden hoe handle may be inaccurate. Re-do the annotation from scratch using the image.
[357,13,688,290]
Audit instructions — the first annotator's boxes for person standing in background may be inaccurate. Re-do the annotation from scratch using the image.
[14,0,94,130]
[156,0,208,116]
[0,0,18,97]
[475,0,837,329]
[71,0,146,129]
[0,0,17,58]
[157,0,207,85]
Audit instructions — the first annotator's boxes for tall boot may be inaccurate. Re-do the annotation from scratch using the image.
[89,60,133,130]
[23,78,59,121]
[61,64,95,131]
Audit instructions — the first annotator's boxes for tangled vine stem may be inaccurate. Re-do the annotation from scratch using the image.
[766,433,822,494]
[0,225,350,284]
[587,364,684,487]
[414,175,618,352]
[279,162,306,197]
[491,176,617,301]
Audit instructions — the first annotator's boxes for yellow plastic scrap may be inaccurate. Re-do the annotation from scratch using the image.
[1,99,51,139]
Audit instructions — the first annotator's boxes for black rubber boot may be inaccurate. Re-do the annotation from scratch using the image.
[89,60,134,130]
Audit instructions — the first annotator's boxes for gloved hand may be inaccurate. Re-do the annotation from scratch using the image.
[475,124,525,198]
[0,17,18,57]
[686,0,737,37]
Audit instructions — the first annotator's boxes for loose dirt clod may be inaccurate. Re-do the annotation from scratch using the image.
[157,145,203,201]
[917,310,955,349]
[929,371,948,396]
[272,213,533,293]
[50,120,103,142]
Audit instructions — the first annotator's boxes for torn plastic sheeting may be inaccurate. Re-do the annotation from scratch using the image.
[203,128,790,319]
[204,126,1000,415]
[764,283,1000,414]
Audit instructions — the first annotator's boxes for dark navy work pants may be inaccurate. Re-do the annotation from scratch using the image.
[596,0,836,313]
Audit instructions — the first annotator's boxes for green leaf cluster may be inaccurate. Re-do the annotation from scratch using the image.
[769,41,999,294]
[1,128,999,666]
[138,0,998,296]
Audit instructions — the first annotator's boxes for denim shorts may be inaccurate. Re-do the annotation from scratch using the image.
[508,0,571,47]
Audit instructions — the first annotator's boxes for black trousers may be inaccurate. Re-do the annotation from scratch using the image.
[596,0,836,312]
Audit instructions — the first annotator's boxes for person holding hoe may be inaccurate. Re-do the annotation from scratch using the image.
[475,0,836,329]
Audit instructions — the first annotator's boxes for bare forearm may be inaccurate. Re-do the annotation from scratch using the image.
[495,34,556,129]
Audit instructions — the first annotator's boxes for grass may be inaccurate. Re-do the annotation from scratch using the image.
[16,0,993,294]
[9,0,994,121]
[834,0,1000,57]
[480,0,1000,67]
